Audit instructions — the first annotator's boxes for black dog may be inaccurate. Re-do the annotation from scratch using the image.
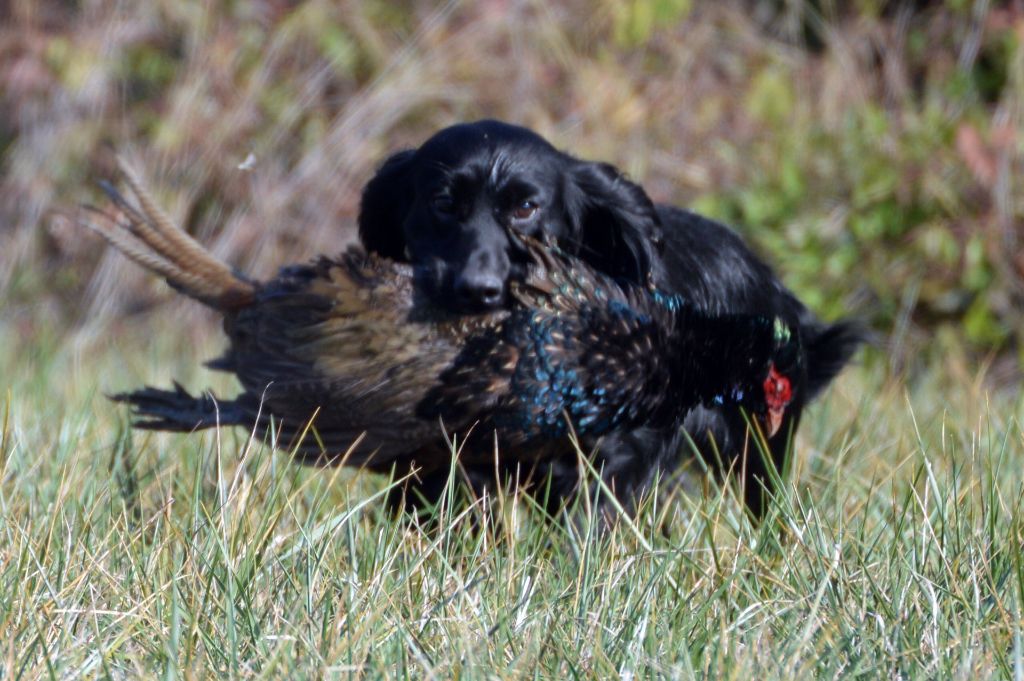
[358,120,665,312]
[358,119,862,516]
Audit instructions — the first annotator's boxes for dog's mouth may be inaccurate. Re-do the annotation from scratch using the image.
[412,259,519,314]
[453,274,514,313]
[453,296,506,314]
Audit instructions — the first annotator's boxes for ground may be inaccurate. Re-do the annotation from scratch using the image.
[2,1,1024,677]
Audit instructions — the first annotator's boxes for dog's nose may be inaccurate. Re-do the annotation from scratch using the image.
[455,271,504,309]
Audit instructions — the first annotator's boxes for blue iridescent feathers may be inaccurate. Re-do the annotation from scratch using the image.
[87,164,802,512]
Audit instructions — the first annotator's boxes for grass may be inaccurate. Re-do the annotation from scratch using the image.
[3,0,1024,677]
[1,319,1022,678]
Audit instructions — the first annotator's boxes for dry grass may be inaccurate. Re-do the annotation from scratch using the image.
[4,1,1022,358]
[3,1,1024,676]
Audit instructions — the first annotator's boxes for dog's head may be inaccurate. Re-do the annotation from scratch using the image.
[358,120,664,312]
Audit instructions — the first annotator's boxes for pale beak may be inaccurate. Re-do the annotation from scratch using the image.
[763,408,784,438]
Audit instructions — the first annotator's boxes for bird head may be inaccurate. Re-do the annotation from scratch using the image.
[759,317,802,437]
[716,317,802,439]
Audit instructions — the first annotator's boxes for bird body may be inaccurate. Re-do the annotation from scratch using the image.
[353,121,862,515]
[85,160,801,513]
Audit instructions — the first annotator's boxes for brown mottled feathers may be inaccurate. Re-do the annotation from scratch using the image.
[206,251,512,465]
[88,161,801,501]
[83,157,255,309]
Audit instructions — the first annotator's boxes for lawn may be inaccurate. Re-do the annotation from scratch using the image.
[1,314,1021,677]
[2,1,1023,678]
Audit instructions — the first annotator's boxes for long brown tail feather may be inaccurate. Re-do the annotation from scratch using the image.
[83,158,256,309]
[81,203,194,285]
[114,158,245,292]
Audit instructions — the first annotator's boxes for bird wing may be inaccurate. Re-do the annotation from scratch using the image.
[212,248,507,468]
[420,241,679,457]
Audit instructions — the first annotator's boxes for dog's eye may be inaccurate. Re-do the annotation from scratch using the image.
[432,196,456,216]
[510,201,538,221]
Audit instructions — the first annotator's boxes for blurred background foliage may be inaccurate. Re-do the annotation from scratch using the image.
[2,0,1023,382]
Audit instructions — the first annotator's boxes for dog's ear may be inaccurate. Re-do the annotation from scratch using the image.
[358,149,417,261]
[563,161,665,286]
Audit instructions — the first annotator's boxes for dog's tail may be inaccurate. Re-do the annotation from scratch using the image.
[82,157,256,310]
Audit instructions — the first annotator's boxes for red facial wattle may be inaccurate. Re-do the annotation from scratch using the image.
[762,363,793,438]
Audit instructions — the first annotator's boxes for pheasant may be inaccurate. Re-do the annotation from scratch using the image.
[84,160,802,515]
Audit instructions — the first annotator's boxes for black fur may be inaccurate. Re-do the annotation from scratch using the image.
[358,120,665,312]
[358,120,863,516]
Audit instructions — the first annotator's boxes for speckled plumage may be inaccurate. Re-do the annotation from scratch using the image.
[85,160,801,515]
